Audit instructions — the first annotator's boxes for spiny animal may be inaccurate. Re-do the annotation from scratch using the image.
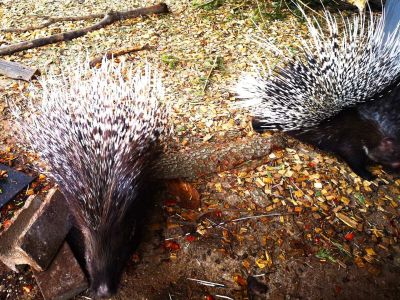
[14,59,169,298]
[236,1,400,179]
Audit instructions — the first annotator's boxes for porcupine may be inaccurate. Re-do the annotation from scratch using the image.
[236,0,400,180]
[14,59,169,298]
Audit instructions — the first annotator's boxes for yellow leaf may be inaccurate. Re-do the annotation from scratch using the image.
[365,248,376,256]
[215,183,223,193]
[294,190,304,198]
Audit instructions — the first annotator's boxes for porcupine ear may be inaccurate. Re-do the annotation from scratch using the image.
[234,2,400,132]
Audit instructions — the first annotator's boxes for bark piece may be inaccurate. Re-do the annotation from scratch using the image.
[0,59,39,81]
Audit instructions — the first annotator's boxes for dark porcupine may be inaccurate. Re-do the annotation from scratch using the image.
[14,59,170,298]
[236,0,400,180]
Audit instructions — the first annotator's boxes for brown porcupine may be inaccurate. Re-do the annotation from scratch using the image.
[236,1,400,180]
[14,59,169,298]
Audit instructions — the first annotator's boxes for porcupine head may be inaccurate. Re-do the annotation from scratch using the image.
[14,59,169,298]
[235,3,400,178]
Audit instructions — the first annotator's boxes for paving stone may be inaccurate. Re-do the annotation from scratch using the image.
[0,189,72,271]
[34,242,88,300]
[0,163,34,210]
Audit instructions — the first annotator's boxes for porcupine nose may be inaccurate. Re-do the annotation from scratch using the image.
[94,283,114,299]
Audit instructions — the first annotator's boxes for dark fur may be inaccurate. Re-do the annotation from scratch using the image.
[253,80,400,180]
[62,149,160,298]
[67,189,154,298]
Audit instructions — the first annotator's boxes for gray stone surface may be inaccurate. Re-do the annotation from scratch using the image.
[20,189,72,271]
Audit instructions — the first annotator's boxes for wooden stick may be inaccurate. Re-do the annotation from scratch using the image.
[0,59,39,81]
[0,3,169,56]
[202,55,220,92]
[89,44,151,67]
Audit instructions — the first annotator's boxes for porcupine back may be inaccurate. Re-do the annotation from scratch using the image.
[236,2,400,179]
[14,58,169,297]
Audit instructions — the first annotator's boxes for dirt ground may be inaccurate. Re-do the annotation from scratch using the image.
[0,0,400,299]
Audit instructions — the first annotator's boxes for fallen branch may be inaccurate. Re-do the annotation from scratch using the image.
[153,134,289,180]
[0,59,39,81]
[0,3,169,56]
[2,14,104,33]
[89,44,150,67]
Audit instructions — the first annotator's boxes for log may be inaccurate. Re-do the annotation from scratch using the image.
[0,59,39,81]
[0,3,169,56]
[153,134,289,180]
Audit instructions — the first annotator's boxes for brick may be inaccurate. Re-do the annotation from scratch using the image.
[0,189,72,271]
[34,242,88,300]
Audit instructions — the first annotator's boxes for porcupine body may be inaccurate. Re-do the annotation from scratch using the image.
[15,59,169,298]
[237,1,400,180]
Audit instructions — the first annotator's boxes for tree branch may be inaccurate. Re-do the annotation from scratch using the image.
[2,14,105,33]
[0,3,169,56]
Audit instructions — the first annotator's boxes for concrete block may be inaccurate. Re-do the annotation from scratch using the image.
[34,242,88,300]
[0,189,72,271]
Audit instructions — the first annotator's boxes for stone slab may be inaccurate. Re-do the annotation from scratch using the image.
[34,242,88,300]
[19,189,72,271]
[0,189,72,271]
[0,163,34,210]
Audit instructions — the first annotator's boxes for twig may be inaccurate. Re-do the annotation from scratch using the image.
[195,207,268,220]
[292,0,324,18]
[0,3,169,56]
[320,233,352,257]
[187,278,226,288]
[164,211,293,241]
[223,212,290,224]
[202,55,220,92]
[89,44,150,67]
